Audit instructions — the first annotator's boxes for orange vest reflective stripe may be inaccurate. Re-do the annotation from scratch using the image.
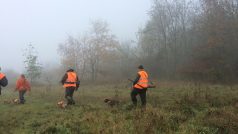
[0,73,5,80]
[64,72,77,88]
[134,70,148,89]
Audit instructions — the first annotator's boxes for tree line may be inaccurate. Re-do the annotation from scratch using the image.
[57,0,238,84]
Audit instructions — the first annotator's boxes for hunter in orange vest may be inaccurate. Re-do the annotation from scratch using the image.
[15,74,31,104]
[131,65,149,107]
[61,67,80,105]
[0,67,8,95]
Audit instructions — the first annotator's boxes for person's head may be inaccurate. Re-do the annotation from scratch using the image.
[138,65,144,70]
[67,66,75,72]
[20,74,26,79]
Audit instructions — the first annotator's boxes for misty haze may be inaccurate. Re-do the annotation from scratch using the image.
[0,0,238,134]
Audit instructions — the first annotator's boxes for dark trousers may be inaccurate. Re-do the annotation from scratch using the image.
[19,90,26,104]
[131,88,147,106]
[65,87,76,105]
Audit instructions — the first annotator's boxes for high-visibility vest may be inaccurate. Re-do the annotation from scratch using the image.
[134,70,149,89]
[0,73,5,80]
[16,77,31,91]
[64,72,77,88]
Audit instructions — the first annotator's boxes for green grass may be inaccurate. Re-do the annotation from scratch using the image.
[0,82,238,134]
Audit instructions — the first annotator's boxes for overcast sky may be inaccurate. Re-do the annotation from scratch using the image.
[0,0,151,72]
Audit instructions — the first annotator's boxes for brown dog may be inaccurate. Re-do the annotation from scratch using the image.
[57,100,67,109]
[104,98,119,107]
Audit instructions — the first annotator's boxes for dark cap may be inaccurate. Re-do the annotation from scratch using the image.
[138,65,144,69]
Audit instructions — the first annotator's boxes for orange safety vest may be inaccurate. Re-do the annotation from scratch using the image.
[64,72,77,88]
[16,77,31,91]
[0,73,5,80]
[134,70,149,89]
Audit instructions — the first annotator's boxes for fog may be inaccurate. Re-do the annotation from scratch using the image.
[2,0,235,84]
[0,0,151,72]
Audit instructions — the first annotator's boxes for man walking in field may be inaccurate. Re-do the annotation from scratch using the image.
[61,67,80,105]
[0,67,8,95]
[15,74,31,104]
[131,65,149,108]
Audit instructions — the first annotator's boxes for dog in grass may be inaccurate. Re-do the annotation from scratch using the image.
[104,98,119,107]
[3,98,19,104]
[57,100,67,109]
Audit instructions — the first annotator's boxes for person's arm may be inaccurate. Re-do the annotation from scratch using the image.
[76,76,80,89]
[133,74,141,86]
[60,74,68,85]
[0,76,8,87]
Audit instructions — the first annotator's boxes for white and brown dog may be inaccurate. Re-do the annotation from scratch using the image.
[3,98,19,104]
[57,100,67,109]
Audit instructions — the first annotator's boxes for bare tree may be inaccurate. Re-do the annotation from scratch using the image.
[58,20,119,81]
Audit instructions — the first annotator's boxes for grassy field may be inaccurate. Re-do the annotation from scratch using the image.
[0,82,238,134]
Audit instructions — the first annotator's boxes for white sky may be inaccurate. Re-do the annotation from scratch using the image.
[0,0,152,72]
